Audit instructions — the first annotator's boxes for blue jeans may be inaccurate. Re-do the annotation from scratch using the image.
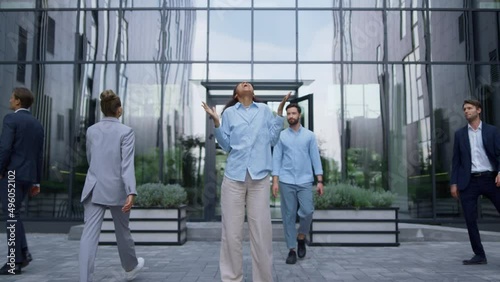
[279,182,314,250]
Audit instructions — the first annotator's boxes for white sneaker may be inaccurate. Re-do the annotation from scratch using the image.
[125,257,145,281]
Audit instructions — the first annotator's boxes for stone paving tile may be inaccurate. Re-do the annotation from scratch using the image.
[1,234,500,281]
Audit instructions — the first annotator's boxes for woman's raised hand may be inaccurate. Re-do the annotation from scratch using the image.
[277,92,292,117]
[202,102,220,127]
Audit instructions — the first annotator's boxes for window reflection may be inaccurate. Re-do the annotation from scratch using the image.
[254,64,295,80]
[342,11,384,61]
[254,11,295,61]
[343,0,384,8]
[343,65,386,190]
[431,65,472,218]
[299,11,340,61]
[209,11,251,61]
[254,0,295,7]
[428,0,467,8]
[209,0,250,7]
[125,10,205,61]
[386,0,425,8]
[208,64,250,79]
[298,0,340,7]
[430,11,469,62]
[472,12,500,63]
[299,64,342,184]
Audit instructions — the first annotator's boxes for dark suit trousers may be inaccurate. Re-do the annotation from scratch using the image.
[459,175,500,257]
[0,178,30,263]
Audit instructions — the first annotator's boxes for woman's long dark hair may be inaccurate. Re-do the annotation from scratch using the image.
[221,82,259,115]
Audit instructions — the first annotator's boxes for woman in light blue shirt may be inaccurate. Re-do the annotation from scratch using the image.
[202,82,289,282]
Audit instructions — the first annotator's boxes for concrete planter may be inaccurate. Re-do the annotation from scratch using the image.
[309,208,399,246]
[99,205,187,245]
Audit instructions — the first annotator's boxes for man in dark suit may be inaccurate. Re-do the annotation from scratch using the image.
[0,88,44,275]
[450,99,500,265]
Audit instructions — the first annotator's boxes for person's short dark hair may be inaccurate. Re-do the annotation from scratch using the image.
[12,87,34,108]
[100,89,121,117]
[463,99,482,110]
[286,103,301,114]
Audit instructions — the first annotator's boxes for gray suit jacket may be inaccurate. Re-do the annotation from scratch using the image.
[80,117,137,206]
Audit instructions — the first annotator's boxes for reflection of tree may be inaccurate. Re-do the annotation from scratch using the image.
[179,135,205,206]
[346,148,383,190]
[135,149,161,185]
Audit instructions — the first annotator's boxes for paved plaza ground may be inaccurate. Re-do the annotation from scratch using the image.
[0,233,499,281]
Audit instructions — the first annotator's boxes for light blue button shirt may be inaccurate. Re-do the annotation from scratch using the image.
[272,125,323,185]
[214,102,285,182]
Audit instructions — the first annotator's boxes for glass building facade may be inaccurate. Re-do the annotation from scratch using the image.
[1,0,500,223]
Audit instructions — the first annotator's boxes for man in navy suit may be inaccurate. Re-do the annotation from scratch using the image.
[0,88,44,275]
[450,99,500,265]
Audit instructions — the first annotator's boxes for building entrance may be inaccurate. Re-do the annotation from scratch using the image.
[201,80,313,221]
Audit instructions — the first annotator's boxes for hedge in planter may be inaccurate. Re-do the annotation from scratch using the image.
[100,183,188,245]
[311,183,399,246]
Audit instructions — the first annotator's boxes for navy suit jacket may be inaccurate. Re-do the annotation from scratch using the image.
[0,110,44,183]
[451,122,500,191]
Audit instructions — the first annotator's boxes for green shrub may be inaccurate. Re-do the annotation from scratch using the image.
[314,183,396,209]
[135,183,187,208]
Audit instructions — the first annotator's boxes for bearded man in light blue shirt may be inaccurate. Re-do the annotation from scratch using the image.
[272,103,324,265]
[202,82,290,282]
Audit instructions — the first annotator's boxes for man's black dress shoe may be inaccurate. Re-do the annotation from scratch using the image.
[286,250,297,264]
[0,263,22,275]
[21,251,32,268]
[297,238,306,258]
[462,255,487,265]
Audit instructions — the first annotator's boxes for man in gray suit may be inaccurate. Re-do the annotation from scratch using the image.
[79,90,144,282]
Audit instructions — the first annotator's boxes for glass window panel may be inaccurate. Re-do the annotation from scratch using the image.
[473,12,500,63]
[32,11,79,61]
[0,12,36,62]
[122,63,204,192]
[298,0,339,7]
[343,64,385,190]
[299,11,340,61]
[386,0,425,8]
[82,10,120,61]
[0,0,35,8]
[387,10,428,62]
[121,0,206,8]
[209,0,251,7]
[429,0,468,8]
[125,10,205,61]
[387,64,409,216]
[42,0,80,8]
[475,0,500,8]
[208,64,250,79]
[254,11,295,61]
[389,63,433,218]
[430,11,468,62]
[209,11,251,61]
[254,64,295,80]
[343,0,384,8]
[298,64,341,182]
[343,12,384,61]
[432,64,471,219]
[254,0,295,7]
[474,64,500,155]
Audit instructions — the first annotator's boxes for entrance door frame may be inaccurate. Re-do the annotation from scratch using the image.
[202,80,304,221]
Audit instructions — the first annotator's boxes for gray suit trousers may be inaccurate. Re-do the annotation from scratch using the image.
[79,197,138,282]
